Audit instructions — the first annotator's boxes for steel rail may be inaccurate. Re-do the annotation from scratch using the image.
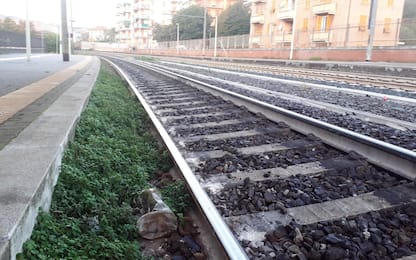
[102,57,249,260]
[159,61,416,105]
[161,57,416,91]
[128,59,416,181]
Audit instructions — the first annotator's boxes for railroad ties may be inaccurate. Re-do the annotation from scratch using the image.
[108,57,416,259]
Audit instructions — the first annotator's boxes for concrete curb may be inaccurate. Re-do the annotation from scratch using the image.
[0,56,100,260]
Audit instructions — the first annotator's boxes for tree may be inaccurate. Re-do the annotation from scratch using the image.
[399,0,416,45]
[173,5,212,40]
[217,1,250,36]
[44,32,59,53]
[153,23,176,41]
[153,5,212,42]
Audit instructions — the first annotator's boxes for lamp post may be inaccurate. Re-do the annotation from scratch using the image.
[25,0,31,61]
[214,16,218,58]
[176,23,179,55]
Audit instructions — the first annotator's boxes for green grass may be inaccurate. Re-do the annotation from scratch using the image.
[17,63,172,259]
[135,56,157,62]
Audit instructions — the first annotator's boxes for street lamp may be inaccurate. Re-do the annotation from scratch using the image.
[176,23,179,55]
[25,0,31,61]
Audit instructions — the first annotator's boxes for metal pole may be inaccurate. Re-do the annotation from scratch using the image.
[214,16,218,57]
[366,0,378,61]
[41,32,44,53]
[176,23,179,55]
[56,25,59,54]
[69,0,73,56]
[61,0,70,61]
[202,1,207,55]
[289,0,297,60]
[25,0,31,61]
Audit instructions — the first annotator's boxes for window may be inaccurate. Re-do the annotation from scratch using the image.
[387,0,394,7]
[359,15,367,31]
[254,25,263,36]
[302,18,309,31]
[305,0,310,9]
[361,0,369,5]
[384,18,392,33]
[315,15,333,32]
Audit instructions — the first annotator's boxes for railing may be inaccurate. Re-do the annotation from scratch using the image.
[277,9,295,20]
[251,14,265,24]
[312,2,337,14]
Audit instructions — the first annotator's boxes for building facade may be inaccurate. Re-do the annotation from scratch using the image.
[116,0,178,49]
[249,0,405,48]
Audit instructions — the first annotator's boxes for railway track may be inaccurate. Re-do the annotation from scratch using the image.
[157,57,416,93]
[104,56,416,259]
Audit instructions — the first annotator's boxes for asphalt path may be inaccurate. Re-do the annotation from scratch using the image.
[0,53,85,96]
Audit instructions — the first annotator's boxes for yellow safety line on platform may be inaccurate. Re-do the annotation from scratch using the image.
[0,56,92,124]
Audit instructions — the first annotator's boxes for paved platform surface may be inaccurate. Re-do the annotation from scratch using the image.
[0,54,100,260]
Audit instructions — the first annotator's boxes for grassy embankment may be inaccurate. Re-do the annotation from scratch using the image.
[17,62,188,259]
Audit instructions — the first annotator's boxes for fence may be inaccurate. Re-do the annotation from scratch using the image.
[152,18,416,51]
[0,30,45,53]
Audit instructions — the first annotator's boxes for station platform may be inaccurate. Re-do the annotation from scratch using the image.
[0,54,100,260]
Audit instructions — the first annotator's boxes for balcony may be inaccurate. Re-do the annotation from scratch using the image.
[251,14,265,24]
[311,31,331,42]
[274,33,292,43]
[252,0,266,3]
[312,2,336,14]
[277,9,294,20]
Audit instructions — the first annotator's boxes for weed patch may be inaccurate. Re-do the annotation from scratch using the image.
[17,62,172,259]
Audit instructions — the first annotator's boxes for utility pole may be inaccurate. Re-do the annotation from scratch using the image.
[69,0,73,56]
[289,0,297,60]
[25,0,31,62]
[61,0,70,61]
[202,0,207,55]
[214,16,218,57]
[366,0,378,61]
[176,23,179,55]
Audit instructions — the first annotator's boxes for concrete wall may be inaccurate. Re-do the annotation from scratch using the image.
[133,46,416,62]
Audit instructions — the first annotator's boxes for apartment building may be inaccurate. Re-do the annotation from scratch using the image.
[116,0,178,48]
[193,0,238,17]
[249,0,405,48]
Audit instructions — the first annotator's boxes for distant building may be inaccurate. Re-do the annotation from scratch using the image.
[116,0,178,49]
[88,27,107,41]
[249,0,405,48]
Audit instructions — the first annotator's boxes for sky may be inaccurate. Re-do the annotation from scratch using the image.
[0,0,119,28]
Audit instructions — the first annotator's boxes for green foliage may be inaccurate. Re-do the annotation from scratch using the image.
[161,181,191,215]
[135,56,157,62]
[44,32,59,53]
[153,5,212,41]
[400,0,416,45]
[17,64,172,259]
[218,1,251,37]
[0,17,35,33]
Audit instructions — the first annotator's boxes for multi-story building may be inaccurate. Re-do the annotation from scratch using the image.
[249,0,405,48]
[193,0,238,18]
[116,0,178,49]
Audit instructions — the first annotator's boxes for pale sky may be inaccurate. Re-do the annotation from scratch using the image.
[0,0,119,28]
